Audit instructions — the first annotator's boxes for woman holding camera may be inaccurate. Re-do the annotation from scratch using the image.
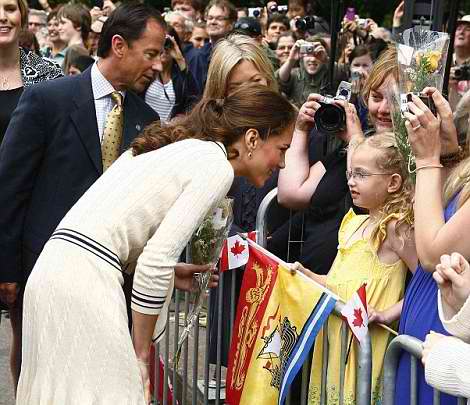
[143,28,198,123]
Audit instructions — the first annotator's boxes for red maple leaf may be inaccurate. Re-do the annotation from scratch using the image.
[230,240,245,257]
[352,308,364,328]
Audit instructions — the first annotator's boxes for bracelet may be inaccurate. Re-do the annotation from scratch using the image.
[415,164,444,172]
[440,145,466,168]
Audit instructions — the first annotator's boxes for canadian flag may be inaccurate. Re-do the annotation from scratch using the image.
[219,231,257,272]
[340,284,369,345]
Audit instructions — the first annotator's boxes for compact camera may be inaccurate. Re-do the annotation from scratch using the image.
[299,42,315,55]
[248,7,262,18]
[268,4,288,13]
[453,64,470,81]
[400,92,437,117]
[314,81,352,134]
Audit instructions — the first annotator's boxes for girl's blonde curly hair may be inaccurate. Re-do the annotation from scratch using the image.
[354,132,415,247]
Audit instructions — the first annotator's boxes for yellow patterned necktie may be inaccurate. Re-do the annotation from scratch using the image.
[101,91,123,172]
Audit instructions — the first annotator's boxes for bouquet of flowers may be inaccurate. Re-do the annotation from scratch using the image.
[390,27,450,181]
[174,198,234,366]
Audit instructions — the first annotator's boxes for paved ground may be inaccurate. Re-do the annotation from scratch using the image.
[0,313,15,405]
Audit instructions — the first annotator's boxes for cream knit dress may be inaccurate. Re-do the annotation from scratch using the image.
[16,139,234,405]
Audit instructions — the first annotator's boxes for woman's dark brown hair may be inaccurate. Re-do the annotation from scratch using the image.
[132,84,297,156]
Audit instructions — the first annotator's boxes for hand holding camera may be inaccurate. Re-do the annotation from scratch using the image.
[164,35,186,71]
[297,40,328,63]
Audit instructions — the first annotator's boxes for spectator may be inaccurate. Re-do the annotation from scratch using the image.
[449,16,470,110]
[275,31,296,66]
[0,3,162,391]
[165,10,192,45]
[395,87,465,405]
[27,8,47,47]
[67,54,95,75]
[265,12,289,49]
[236,6,247,19]
[186,0,236,94]
[143,28,198,122]
[40,10,67,66]
[203,33,286,370]
[62,44,89,75]
[27,8,46,34]
[102,0,116,17]
[171,0,203,21]
[88,15,107,58]
[57,3,91,49]
[276,36,330,108]
[286,0,307,20]
[189,20,208,49]
[0,0,62,391]
[18,28,40,54]
[233,17,280,70]
[423,252,470,400]
[277,46,399,279]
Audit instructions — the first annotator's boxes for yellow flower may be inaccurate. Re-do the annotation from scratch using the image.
[427,50,441,72]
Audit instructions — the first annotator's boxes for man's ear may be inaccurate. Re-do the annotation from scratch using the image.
[387,173,402,194]
[111,34,127,58]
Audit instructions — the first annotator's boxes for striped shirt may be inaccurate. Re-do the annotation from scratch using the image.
[145,78,176,124]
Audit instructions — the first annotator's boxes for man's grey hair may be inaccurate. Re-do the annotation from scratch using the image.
[164,10,194,33]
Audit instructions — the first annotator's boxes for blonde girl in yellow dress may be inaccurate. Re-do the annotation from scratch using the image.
[296,132,418,404]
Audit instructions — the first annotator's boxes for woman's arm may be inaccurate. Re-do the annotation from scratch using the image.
[369,300,403,325]
[406,93,470,270]
[277,41,300,83]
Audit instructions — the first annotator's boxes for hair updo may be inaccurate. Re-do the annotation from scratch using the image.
[132,84,297,156]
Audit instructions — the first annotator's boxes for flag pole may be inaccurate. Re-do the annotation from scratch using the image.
[237,233,398,337]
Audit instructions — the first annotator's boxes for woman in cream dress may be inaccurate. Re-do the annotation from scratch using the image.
[16,85,297,404]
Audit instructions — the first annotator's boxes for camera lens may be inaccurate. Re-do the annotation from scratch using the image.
[253,9,260,17]
[269,4,277,13]
[295,18,306,31]
[315,103,346,133]
[454,67,463,80]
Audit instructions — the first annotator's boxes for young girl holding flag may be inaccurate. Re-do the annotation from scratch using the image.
[290,106,417,403]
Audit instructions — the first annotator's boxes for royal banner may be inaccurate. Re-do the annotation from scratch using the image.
[226,241,337,405]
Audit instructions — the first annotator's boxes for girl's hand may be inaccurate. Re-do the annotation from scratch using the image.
[422,331,447,365]
[433,252,470,314]
[404,94,442,166]
[422,87,459,155]
[174,263,218,292]
[137,358,151,404]
[333,100,364,143]
[368,307,389,324]
[393,1,405,28]
[295,93,323,132]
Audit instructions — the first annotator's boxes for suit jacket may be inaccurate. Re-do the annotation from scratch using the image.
[0,67,159,283]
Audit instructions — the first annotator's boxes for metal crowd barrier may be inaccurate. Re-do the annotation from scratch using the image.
[382,335,467,405]
[152,187,373,404]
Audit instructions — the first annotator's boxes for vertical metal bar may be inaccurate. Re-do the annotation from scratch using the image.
[191,311,200,405]
[215,272,224,405]
[457,397,467,405]
[286,390,292,405]
[173,290,180,403]
[163,310,170,405]
[230,268,236,342]
[339,322,348,405]
[320,320,329,405]
[155,342,160,404]
[203,291,212,404]
[410,356,418,405]
[433,389,440,405]
[182,291,190,404]
[300,361,309,405]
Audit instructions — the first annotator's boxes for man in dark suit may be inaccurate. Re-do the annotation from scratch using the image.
[0,3,164,388]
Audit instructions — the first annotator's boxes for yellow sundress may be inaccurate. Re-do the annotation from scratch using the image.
[308,209,407,405]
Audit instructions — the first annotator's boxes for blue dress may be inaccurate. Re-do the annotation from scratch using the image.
[394,194,460,405]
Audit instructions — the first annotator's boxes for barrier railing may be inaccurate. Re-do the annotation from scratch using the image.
[382,334,467,405]
[152,187,373,404]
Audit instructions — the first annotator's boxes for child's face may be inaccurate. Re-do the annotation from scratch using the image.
[347,145,393,211]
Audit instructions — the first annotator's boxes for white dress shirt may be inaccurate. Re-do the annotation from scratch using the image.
[91,62,126,141]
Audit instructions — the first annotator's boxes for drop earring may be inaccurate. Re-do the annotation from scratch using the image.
[248,152,253,159]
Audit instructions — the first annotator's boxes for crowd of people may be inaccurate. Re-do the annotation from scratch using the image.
[2,0,470,404]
